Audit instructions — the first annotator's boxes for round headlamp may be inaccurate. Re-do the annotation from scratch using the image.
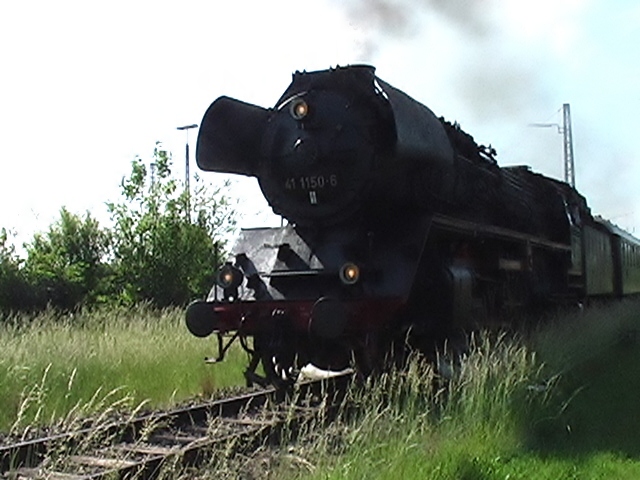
[216,264,243,289]
[339,262,360,285]
[290,99,309,120]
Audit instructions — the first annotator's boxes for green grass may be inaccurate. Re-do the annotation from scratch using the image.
[0,305,248,433]
[259,299,640,480]
[4,300,640,478]
[527,301,640,458]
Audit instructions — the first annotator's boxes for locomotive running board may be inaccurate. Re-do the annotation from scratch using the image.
[431,214,571,252]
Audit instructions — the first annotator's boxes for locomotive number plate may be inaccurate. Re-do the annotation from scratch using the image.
[285,175,338,190]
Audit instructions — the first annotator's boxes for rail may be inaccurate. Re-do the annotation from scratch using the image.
[1,372,352,479]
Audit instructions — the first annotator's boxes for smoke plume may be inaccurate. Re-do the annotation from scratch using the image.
[334,0,550,127]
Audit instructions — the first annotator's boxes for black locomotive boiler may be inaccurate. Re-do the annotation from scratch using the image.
[186,65,640,386]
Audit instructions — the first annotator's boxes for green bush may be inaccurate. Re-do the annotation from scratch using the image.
[0,228,32,312]
[107,144,235,307]
[22,208,111,310]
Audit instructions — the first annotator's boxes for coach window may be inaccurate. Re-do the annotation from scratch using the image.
[624,243,628,267]
[622,243,629,268]
[626,244,630,268]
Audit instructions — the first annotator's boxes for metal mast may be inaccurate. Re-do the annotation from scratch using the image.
[562,103,575,188]
[177,124,199,218]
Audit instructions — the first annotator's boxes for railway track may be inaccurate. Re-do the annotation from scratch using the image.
[1,372,351,479]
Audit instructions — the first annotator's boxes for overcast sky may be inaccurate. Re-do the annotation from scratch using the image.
[1,0,638,247]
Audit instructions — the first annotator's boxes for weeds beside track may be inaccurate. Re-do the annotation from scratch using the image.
[0,306,248,432]
[1,373,352,479]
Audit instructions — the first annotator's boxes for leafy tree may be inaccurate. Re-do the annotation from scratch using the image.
[0,228,32,312]
[107,143,235,307]
[22,209,111,310]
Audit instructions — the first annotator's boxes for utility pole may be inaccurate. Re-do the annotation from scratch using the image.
[562,104,575,188]
[529,103,576,188]
[176,124,198,218]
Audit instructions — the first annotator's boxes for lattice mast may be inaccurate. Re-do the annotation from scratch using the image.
[562,103,575,188]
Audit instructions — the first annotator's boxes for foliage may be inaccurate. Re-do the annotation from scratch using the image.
[107,143,235,307]
[0,228,32,312]
[0,142,235,313]
[22,208,111,310]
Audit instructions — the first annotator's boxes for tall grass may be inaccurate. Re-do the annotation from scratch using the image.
[241,299,640,480]
[282,336,544,480]
[4,300,640,478]
[0,305,248,433]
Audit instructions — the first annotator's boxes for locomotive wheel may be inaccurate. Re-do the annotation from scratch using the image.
[306,338,352,374]
[261,352,299,387]
[246,331,300,388]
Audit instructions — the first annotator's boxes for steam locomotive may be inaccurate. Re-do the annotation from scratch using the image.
[186,65,640,386]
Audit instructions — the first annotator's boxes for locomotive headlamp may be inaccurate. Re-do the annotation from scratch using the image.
[339,262,361,285]
[290,99,309,120]
[216,264,244,290]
